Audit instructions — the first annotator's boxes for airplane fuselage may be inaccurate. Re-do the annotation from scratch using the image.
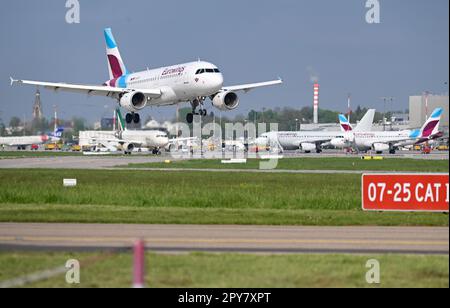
[120,130,169,148]
[105,61,224,107]
[0,135,50,147]
[259,131,346,151]
[79,130,169,150]
[352,131,415,151]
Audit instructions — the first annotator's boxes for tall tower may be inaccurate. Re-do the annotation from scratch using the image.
[32,89,43,120]
[313,83,320,124]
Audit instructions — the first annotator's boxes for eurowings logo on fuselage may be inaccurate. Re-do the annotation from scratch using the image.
[162,66,186,76]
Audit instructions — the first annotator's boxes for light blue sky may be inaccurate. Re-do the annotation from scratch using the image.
[0,0,448,123]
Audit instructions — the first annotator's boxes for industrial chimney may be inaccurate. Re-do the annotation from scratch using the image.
[313,83,319,124]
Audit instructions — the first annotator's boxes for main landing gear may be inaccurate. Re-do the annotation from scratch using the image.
[186,97,208,124]
[125,113,140,124]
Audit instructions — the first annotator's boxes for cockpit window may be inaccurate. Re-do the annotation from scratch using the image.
[196,68,220,75]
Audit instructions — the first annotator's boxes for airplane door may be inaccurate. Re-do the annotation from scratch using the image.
[181,68,191,96]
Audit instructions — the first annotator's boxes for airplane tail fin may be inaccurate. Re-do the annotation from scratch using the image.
[354,109,376,132]
[420,108,443,139]
[338,114,353,132]
[49,127,64,139]
[116,108,127,132]
[104,28,128,80]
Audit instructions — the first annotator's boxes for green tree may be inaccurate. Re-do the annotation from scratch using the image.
[9,116,21,129]
[31,118,50,134]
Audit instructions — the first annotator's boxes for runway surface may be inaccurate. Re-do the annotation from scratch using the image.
[0,156,166,169]
[0,223,448,255]
[0,153,448,173]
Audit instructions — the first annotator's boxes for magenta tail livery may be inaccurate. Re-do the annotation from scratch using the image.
[11,28,282,124]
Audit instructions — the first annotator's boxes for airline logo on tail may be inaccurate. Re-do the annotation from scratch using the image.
[115,108,126,132]
[339,114,353,132]
[104,28,129,87]
[49,127,64,140]
[420,108,443,139]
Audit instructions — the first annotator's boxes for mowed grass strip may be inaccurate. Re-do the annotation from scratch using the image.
[0,252,448,288]
[0,169,448,226]
[0,169,361,210]
[1,204,447,226]
[125,157,450,172]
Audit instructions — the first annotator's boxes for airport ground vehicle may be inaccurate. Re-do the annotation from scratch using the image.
[71,145,82,152]
[422,146,432,154]
[44,143,61,151]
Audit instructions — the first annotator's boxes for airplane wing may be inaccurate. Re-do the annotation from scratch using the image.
[10,77,162,98]
[222,79,283,93]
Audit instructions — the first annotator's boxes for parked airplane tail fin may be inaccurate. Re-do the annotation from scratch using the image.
[420,108,443,139]
[49,127,64,138]
[354,109,376,132]
[104,28,128,80]
[116,108,127,132]
[338,114,353,132]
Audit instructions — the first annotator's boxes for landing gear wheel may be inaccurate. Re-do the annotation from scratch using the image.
[186,113,194,124]
[133,113,140,124]
[126,113,133,124]
[389,149,396,155]
[201,109,207,117]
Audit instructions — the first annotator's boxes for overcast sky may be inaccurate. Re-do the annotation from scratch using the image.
[0,0,448,123]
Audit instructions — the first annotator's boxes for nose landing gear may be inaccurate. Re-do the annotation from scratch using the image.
[186,97,208,124]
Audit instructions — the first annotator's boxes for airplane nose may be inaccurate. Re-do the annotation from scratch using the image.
[160,137,169,146]
[214,74,224,89]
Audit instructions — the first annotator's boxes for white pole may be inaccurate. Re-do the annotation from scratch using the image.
[347,93,351,124]
[113,109,116,131]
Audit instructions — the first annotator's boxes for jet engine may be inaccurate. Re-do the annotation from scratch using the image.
[212,91,240,111]
[373,143,390,153]
[119,92,147,112]
[300,143,316,153]
[330,137,347,149]
[122,143,135,154]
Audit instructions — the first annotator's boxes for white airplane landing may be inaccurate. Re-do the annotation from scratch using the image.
[11,28,282,125]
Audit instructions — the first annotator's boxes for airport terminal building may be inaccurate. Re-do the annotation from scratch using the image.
[409,95,449,133]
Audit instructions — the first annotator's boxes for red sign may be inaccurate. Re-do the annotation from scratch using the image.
[362,174,449,212]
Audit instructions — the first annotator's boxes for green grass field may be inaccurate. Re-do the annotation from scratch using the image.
[0,252,447,288]
[125,157,450,172]
[0,169,447,226]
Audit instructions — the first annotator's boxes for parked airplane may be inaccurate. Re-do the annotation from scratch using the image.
[331,110,377,148]
[0,127,64,150]
[11,28,282,125]
[80,109,169,155]
[336,108,444,154]
[115,109,169,154]
[339,109,376,133]
[256,109,376,153]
